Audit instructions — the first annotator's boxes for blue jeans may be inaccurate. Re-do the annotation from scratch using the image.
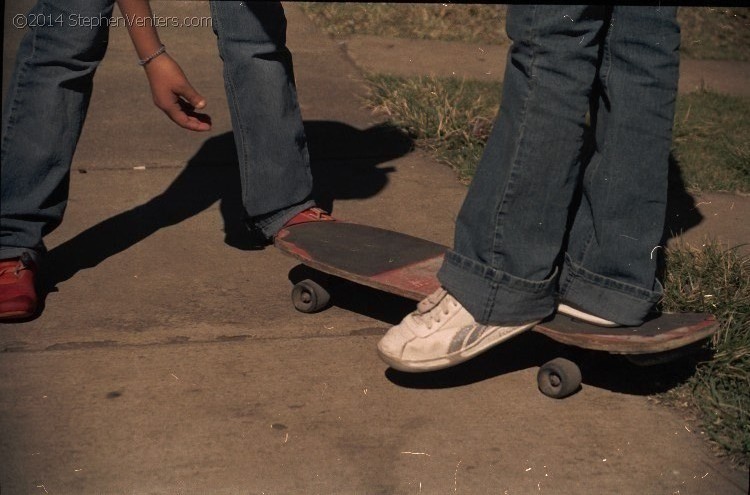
[438,6,680,326]
[209,1,314,237]
[1,0,115,265]
[1,0,313,265]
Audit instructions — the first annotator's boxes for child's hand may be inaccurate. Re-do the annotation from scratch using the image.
[144,54,212,132]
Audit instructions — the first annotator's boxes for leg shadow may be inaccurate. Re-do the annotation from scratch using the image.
[45,132,244,288]
[45,121,414,288]
[656,152,705,281]
[662,152,704,244]
[305,121,414,212]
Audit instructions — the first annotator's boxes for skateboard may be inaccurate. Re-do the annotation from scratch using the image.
[275,221,720,398]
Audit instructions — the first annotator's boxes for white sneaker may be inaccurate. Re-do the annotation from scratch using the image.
[377,288,539,372]
[556,302,619,327]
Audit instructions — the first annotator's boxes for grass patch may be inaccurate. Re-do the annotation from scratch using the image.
[673,90,750,194]
[302,4,750,61]
[660,243,750,466]
[300,3,509,46]
[366,75,500,182]
[678,7,750,61]
[366,75,750,193]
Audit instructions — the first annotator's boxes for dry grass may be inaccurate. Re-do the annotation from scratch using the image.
[366,74,500,182]
[672,90,750,194]
[661,242,750,466]
[678,7,750,61]
[300,3,509,46]
[366,75,750,194]
[302,4,750,61]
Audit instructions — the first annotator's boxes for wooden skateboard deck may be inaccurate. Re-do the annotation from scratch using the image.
[275,221,445,300]
[275,221,718,356]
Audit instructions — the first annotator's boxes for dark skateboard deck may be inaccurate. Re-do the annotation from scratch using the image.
[275,220,446,300]
[275,221,719,356]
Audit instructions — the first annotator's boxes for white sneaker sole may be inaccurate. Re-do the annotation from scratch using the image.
[378,322,537,373]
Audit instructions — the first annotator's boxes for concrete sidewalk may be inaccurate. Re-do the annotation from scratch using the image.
[1,2,748,493]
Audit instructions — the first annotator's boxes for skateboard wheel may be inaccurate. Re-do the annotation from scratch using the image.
[291,279,330,313]
[537,358,582,399]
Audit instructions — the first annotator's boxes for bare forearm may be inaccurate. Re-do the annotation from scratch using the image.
[116,0,210,131]
[116,0,162,60]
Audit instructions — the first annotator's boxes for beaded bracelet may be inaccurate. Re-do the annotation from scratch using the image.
[138,45,166,66]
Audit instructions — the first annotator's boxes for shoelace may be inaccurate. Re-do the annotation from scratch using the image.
[414,289,459,330]
[416,288,447,313]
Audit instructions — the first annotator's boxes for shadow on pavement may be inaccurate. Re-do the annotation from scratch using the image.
[307,121,413,212]
[662,153,704,242]
[656,154,705,281]
[44,121,413,288]
[384,330,705,398]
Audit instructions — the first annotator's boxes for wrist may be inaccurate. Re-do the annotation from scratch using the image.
[138,44,166,66]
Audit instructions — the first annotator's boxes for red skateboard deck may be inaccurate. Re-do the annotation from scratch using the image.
[275,221,445,301]
[275,221,719,397]
[275,221,717,351]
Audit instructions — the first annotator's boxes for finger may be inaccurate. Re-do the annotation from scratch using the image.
[162,100,208,132]
[177,98,212,131]
[181,115,212,132]
[178,84,207,110]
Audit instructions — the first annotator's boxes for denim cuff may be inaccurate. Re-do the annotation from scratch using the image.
[558,254,662,326]
[0,247,43,266]
[251,199,316,239]
[437,250,558,325]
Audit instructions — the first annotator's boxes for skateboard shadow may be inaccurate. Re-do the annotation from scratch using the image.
[44,121,413,288]
[384,331,708,398]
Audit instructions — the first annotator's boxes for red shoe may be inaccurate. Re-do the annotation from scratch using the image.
[282,207,337,228]
[0,254,39,320]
